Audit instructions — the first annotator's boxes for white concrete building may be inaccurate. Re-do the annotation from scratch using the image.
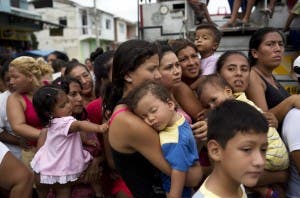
[29,0,137,62]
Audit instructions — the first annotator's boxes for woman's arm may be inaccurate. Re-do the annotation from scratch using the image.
[256,169,288,186]
[246,70,269,112]
[173,82,204,121]
[0,150,34,197]
[0,131,20,146]
[246,70,300,122]
[269,95,300,122]
[37,128,47,150]
[169,170,186,198]
[109,110,202,186]
[7,94,40,140]
[103,132,115,169]
[110,111,171,175]
[291,151,300,176]
[262,112,278,129]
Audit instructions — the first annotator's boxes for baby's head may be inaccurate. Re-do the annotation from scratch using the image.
[207,100,268,187]
[195,24,222,57]
[125,80,177,131]
[197,74,233,109]
[33,85,71,126]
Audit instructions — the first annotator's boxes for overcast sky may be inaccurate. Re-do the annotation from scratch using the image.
[71,0,230,22]
[71,0,139,22]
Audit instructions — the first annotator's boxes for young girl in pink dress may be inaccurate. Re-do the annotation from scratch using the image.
[30,85,108,197]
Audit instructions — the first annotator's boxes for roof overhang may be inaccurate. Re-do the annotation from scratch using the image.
[0,7,63,32]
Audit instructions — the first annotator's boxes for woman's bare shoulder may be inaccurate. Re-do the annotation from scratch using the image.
[250,69,265,86]
[7,92,26,109]
[8,92,23,102]
[109,105,159,152]
[110,108,152,134]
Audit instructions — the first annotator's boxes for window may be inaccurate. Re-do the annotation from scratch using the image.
[10,0,20,7]
[81,10,88,34]
[119,23,125,33]
[105,19,111,30]
[59,17,67,26]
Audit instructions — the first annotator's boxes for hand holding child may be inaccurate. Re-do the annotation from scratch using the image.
[97,123,109,133]
[263,112,278,128]
[80,157,103,184]
[191,120,207,141]
[18,137,31,150]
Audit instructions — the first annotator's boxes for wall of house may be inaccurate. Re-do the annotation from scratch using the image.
[115,20,127,43]
[100,13,115,41]
[32,1,81,60]
[29,0,137,62]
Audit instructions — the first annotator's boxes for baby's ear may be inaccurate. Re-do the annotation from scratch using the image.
[224,86,233,96]
[167,98,176,110]
[212,42,219,51]
[207,140,222,162]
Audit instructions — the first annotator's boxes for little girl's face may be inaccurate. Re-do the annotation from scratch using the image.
[134,93,175,131]
[52,92,72,118]
[200,84,232,109]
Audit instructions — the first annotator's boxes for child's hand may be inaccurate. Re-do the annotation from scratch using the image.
[85,139,99,147]
[98,123,109,133]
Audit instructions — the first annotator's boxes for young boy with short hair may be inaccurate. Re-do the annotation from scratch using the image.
[194,24,222,75]
[193,99,269,197]
[197,75,288,172]
[195,74,288,197]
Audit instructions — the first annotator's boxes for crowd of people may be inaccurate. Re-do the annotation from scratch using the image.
[0,24,300,198]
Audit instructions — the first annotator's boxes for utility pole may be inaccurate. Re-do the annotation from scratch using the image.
[94,0,100,47]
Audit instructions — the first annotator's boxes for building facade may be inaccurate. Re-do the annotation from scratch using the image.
[30,0,137,62]
[0,0,61,59]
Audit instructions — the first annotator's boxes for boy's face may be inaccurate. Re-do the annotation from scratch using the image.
[199,84,233,109]
[134,93,175,131]
[194,29,218,57]
[219,54,250,93]
[208,131,267,187]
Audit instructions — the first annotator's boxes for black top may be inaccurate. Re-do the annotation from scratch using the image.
[257,73,290,109]
[257,73,290,134]
[111,148,166,198]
